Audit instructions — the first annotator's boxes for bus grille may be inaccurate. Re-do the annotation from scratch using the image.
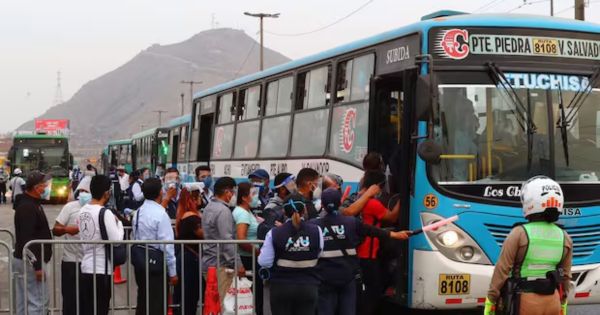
[484,223,600,259]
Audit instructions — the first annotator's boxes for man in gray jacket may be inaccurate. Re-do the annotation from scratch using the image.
[202,176,245,303]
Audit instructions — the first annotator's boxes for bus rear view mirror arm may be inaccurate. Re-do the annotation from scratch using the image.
[416,75,434,121]
[417,139,442,165]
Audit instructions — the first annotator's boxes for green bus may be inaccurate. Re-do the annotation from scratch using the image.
[8,134,72,203]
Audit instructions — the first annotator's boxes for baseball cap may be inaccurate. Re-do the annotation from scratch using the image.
[249,169,269,180]
[321,188,342,213]
[117,165,125,171]
[25,171,52,190]
[13,168,22,175]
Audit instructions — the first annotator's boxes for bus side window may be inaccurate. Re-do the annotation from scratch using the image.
[336,60,353,102]
[296,65,332,110]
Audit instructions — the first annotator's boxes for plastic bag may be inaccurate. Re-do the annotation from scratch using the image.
[223,277,254,315]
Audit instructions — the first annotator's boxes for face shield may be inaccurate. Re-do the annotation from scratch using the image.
[275,175,297,194]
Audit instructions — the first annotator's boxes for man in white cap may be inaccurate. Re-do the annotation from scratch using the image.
[52,176,92,315]
[9,168,26,208]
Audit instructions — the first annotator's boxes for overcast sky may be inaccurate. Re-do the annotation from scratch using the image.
[1,0,599,133]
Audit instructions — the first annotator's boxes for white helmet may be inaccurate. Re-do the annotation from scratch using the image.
[520,176,563,218]
[13,168,22,175]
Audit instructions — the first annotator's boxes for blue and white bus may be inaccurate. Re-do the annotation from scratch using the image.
[104,10,600,309]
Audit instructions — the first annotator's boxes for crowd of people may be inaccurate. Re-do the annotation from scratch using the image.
[11,152,411,315]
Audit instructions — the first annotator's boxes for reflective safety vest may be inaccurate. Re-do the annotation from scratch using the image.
[270,221,321,285]
[520,222,565,279]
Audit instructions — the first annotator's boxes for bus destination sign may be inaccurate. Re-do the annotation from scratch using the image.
[430,28,600,63]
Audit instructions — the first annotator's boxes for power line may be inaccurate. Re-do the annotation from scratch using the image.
[475,0,504,12]
[265,0,374,37]
[232,39,258,79]
[507,0,550,13]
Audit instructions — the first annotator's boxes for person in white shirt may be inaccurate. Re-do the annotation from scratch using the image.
[132,177,178,315]
[9,168,26,208]
[52,176,92,315]
[117,166,129,192]
[78,175,124,315]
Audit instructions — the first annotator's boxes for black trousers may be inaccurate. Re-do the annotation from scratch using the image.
[80,273,112,315]
[134,265,167,315]
[270,283,318,315]
[61,262,80,315]
[241,255,264,315]
[358,259,383,315]
[0,183,6,203]
[174,249,205,315]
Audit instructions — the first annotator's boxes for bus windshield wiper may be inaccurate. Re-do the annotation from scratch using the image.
[556,83,569,166]
[487,62,537,171]
[563,67,600,127]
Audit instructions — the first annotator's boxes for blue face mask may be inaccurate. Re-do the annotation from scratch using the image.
[41,186,51,199]
[202,176,213,189]
[78,192,92,206]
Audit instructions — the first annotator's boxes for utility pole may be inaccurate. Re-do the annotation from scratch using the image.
[53,71,64,106]
[244,12,280,71]
[152,110,167,127]
[139,124,146,132]
[575,0,585,20]
[180,93,185,116]
[550,0,554,16]
[180,80,202,115]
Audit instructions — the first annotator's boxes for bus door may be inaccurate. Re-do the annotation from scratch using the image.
[197,113,214,164]
[370,68,418,305]
[171,132,180,167]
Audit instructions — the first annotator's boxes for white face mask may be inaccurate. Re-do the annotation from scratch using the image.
[228,195,237,207]
[78,192,92,206]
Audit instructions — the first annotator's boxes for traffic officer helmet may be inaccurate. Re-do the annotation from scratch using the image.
[520,176,564,218]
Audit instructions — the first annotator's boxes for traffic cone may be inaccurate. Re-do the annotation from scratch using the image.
[203,266,221,315]
[113,265,126,284]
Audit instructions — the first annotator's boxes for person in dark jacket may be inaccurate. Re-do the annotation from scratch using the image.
[13,171,53,315]
[258,193,323,315]
[312,188,410,315]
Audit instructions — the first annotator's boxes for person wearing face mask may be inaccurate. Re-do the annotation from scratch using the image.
[296,168,321,219]
[258,193,324,315]
[201,176,245,306]
[248,169,273,212]
[195,165,213,209]
[155,163,166,180]
[161,167,181,219]
[79,175,124,315]
[233,182,264,314]
[52,176,92,315]
[13,171,54,315]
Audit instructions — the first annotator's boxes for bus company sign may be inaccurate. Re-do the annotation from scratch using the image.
[431,28,600,62]
[376,33,420,75]
[35,119,69,135]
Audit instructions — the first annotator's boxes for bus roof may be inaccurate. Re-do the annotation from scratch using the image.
[108,138,132,146]
[13,134,68,140]
[167,114,191,128]
[194,12,600,99]
[132,127,163,140]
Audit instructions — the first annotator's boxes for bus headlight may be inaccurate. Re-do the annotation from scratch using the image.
[421,212,492,265]
[57,186,67,196]
[439,231,459,247]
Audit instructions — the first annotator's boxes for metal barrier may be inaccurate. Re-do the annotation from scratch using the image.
[0,241,14,314]
[0,229,15,248]
[21,239,263,315]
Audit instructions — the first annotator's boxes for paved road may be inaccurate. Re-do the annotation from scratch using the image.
[0,203,598,314]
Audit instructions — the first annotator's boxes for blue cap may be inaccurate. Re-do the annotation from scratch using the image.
[321,188,342,213]
[249,169,270,180]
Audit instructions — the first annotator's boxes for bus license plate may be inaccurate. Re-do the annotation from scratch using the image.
[438,274,470,295]
[533,38,559,56]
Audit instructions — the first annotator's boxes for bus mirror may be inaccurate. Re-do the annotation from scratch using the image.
[418,139,442,164]
[416,75,432,120]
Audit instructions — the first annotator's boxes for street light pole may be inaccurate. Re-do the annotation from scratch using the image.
[244,12,280,71]
[152,110,167,127]
[180,81,202,115]
[550,0,554,16]
[180,93,185,116]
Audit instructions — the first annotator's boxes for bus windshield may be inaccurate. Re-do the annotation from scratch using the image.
[431,73,600,184]
[14,144,69,177]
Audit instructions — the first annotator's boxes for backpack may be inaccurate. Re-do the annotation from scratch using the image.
[257,204,285,240]
[99,208,127,269]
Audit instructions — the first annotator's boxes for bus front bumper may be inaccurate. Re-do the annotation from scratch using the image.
[411,250,600,309]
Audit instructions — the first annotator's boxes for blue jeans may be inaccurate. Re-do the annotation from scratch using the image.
[13,258,48,315]
[318,279,356,315]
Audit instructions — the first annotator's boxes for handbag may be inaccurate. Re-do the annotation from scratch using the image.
[130,206,165,274]
[99,208,127,268]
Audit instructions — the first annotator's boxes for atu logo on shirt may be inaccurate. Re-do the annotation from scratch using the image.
[285,236,311,252]
[322,225,346,241]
